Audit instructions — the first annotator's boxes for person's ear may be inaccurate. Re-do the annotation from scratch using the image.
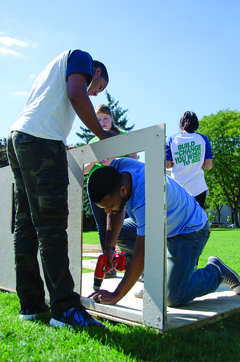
[120,185,127,196]
[94,67,102,76]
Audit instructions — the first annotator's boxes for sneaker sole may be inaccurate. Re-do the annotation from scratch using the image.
[134,291,143,299]
[134,293,143,299]
[49,318,72,328]
[232,285,240,294]
[19,314,37,321]
[208,256,240,294]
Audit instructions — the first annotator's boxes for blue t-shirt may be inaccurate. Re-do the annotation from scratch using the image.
[110,158,145,236]
[110,158,208,237]
[166,176,208,237]
[66,49,93,85]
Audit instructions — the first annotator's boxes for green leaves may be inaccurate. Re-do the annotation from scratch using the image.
[0,138,8,168]
[199,109,240,227]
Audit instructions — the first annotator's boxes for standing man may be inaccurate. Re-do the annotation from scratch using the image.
[7,49,114,328]
[88,158,240,305]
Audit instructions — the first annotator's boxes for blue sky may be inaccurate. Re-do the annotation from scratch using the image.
[1,0,239,147]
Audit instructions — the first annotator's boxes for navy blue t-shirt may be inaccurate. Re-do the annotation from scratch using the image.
[66,49,93,85]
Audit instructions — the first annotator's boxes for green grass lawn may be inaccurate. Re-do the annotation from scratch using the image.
[83,231,99,245]
[1,228,240,361]
[198,228,240,274]
[83,228,240,273]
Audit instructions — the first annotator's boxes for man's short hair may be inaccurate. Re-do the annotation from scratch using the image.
[88,166,122,204]
[93,60,109,83]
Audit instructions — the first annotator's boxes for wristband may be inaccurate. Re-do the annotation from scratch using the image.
[105,246,115,251]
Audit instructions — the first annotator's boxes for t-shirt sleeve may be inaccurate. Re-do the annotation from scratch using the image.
[201,134,213,159]
[135,205,145,236]
[166,136,173,161]
[66,49,93,85]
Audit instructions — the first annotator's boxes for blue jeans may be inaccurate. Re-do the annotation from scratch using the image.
[116,219,221,307]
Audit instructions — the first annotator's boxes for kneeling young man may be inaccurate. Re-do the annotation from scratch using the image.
[88,158,240,306]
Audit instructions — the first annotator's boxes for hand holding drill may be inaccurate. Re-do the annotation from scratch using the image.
[93,252,128,291]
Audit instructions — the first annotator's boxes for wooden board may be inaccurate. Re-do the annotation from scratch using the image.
[81,272,240,332]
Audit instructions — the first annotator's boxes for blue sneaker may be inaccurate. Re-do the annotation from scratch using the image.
[19,302,50,321]
[207,256,240,294]
[49,305,106,328]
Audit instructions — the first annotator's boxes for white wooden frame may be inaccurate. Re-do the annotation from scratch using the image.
[67,123,167,330]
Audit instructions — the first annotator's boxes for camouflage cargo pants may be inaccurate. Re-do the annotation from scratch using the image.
[7,131,81,315]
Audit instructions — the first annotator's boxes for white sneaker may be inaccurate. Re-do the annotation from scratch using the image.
[134,288,143,298]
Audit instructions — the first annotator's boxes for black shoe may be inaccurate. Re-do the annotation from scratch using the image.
[19,302,50,321]
[49,305,106,328]
[207,256,240,294]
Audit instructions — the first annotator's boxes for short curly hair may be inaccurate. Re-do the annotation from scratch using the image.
[93,60,109,83]
[88,166,123,204]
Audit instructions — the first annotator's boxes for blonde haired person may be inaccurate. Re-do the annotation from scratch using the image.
[84,104,137,175]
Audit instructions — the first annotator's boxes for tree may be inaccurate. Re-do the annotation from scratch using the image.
[206,181,228,224]
[75,90,135,145]
[76,91,135,227]
[198,109,240,227]
[0,138,9,168]
[208,213,215,224]
[105,90,134,132]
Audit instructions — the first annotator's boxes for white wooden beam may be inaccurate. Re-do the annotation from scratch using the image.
[67,123,167,330]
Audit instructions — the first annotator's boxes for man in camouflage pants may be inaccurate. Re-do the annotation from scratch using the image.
[7,49,114,328]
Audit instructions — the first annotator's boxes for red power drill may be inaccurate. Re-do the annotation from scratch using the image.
[93,252,128,291]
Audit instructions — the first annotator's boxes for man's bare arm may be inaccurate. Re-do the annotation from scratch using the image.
[166,160,173,169]
[128,153,138,160]
[202,159,212,170]
[67,73,112,140]
[90,235,145,305]
[104,209,126,268]
[113,235,144,301]
[84,162,96,175]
